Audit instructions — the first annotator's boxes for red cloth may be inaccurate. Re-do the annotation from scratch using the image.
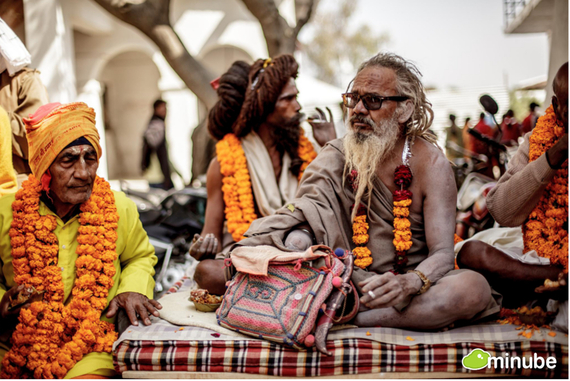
[521,113,537,134]
[500,117,521,144]
[469,120,495,154]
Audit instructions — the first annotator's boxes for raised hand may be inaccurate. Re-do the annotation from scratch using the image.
[189,233,219,260]
[308,107,337,147]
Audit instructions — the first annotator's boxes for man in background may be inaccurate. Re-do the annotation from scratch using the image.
[521,102,540,135]
[0,18,49,181]
[445,113,464,161]
[141,99,174,190]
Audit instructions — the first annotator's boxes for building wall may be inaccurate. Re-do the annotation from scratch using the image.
[545,0,568,102]
[99,51,160,179]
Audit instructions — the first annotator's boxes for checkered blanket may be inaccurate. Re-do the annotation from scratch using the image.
[113,278,569,377]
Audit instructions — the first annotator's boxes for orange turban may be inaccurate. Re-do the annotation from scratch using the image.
[24,102,101,179]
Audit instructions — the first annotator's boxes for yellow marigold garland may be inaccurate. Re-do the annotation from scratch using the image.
[216,130,316,242]
[523,105,568,271]
[1,175,119,379]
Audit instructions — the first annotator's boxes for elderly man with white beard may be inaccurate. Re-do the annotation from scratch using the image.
[232,53,500,329]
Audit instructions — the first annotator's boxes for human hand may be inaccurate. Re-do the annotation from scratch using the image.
[308,107,337,147]
[106,292,162,326]
[189,233,219,260]
[359,272,421,309]
[535,272,568,296]
[546,133,568,168]
[0,285,31,319]
[284,229,313,251]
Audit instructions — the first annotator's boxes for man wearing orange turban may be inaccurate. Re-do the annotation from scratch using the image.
[0,102,161,378]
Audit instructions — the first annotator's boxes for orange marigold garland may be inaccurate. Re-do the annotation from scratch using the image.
[216,133,257,242]
[297,132,317,181]
[348,171,373,269]
[348,136,416,272]
[216,129,316,242]
[523,105,568,271]
[393,165,413,274]
[1,175,119,379]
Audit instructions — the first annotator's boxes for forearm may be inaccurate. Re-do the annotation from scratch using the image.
[413,252,455,286]
[487,154,555,226]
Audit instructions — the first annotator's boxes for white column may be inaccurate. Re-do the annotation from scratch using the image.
[76,79,108,180]
[23,0,77,102]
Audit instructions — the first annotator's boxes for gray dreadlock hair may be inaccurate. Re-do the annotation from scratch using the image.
[356,52,439,147]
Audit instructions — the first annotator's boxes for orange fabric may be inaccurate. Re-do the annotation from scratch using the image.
[23,102,101,179]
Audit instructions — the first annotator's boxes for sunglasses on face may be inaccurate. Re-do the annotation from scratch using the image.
[341,93,409,111]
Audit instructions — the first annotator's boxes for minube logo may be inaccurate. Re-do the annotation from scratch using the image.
[462,349,557,371]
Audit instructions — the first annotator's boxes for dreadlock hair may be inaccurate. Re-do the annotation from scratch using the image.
[208,61,251,140]
[357,52,438,147]
[233,54,299,137]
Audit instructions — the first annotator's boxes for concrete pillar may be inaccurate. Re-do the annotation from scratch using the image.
[545,0,568,103]
[23,0,76,102]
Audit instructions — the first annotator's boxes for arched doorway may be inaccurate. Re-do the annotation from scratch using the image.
[99,50,160,179]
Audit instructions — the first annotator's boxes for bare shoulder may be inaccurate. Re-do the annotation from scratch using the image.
[206,157,222,191]
[411,138,455,196]
[411,137,452,175]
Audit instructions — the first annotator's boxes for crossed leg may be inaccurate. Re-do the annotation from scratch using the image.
[457,240,563,307]
[354,270,493,329]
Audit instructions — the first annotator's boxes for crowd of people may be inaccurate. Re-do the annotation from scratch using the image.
[0,17,567,378]
[445,101,543,165]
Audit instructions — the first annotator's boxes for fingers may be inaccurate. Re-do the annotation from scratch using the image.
[189,235,205,260]
[326,107,333,122]
[124,299,140,326]
[203,234,218,256]
[365,289,400,309]
[191,234,200,244]
[315,107,326,120]
[105,298,119,318]
[149,299,162,310]
[136,299,152,326]
[360,273,392,293]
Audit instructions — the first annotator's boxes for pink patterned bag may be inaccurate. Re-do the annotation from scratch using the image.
[216,245,345,350]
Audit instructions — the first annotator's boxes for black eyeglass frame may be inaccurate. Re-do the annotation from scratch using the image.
[341,93,409,111]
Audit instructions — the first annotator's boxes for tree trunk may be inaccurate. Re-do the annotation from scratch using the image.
[241,0,315,56]
[92,0,217,108]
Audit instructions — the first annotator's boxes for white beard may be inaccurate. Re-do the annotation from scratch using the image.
[343,113,401,221]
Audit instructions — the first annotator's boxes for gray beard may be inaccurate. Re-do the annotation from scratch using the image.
[343,113,401,221]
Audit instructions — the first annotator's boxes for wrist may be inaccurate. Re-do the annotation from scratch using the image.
[404,273,423,295]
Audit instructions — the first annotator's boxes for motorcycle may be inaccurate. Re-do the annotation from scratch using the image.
[454,95,510,239]
[121,183,207,295]
[455,172,496,239]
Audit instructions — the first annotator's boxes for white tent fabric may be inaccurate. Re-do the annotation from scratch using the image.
[0,18,31,76]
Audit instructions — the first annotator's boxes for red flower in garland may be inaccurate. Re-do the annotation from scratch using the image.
[393,165,413,274]
[393,189,413,202]
[394,165,413,188]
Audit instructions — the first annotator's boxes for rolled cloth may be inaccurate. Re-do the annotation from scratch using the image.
[23,102,101,179]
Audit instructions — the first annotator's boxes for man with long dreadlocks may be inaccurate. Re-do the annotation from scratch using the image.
[230,53,499,330]
[190,55,336,295]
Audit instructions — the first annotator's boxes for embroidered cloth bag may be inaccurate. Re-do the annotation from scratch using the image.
[216,245,344,349]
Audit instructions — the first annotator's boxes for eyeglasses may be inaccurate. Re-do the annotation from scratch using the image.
[342,93,408,111]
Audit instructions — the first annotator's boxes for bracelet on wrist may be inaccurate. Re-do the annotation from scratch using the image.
[407,270,432,295]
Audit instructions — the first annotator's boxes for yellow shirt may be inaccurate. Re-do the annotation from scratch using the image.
[0,189,157,378]
[0,106,17,197]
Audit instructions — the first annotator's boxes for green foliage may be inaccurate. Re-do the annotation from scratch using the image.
[509,89,542,121]
[304,0,389,86]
